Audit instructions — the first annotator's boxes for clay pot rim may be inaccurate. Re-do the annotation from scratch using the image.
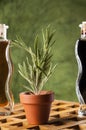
[19,90,54,104]
[21,90,54,95]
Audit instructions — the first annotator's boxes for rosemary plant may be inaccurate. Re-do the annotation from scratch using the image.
[12,26,56,95]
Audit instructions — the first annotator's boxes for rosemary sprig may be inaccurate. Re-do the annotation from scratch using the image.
[12,26,56,95]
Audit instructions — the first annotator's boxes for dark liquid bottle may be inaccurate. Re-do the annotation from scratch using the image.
[0,24,14,115]
[75,22,86,116]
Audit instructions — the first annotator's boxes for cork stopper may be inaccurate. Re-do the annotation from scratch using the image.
[0,24,9,40]
[79,22,86,39]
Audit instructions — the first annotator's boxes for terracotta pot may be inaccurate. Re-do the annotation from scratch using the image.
[19,90,54,125]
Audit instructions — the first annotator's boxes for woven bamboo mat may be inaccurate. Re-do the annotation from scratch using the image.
[0,100,86,130]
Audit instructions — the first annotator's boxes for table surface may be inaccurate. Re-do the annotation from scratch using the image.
[0,100,86,130]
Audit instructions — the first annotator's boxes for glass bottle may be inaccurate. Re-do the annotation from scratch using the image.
[0,24,14,115]
[75,22,86,116]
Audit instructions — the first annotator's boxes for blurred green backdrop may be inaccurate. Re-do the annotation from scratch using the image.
[0,0,86,103]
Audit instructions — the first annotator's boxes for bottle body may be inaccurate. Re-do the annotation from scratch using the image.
[75,22,86,116]
[0,40,14,115]
[75,39,86,104]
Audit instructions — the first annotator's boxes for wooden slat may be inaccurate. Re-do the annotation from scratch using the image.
[0,100,86,130]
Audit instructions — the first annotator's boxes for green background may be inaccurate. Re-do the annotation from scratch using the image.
[0,0,86,103]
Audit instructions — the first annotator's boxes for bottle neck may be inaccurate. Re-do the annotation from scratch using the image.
[81,30,86,39]
[79,22,86,40]
[0,24,8,41]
